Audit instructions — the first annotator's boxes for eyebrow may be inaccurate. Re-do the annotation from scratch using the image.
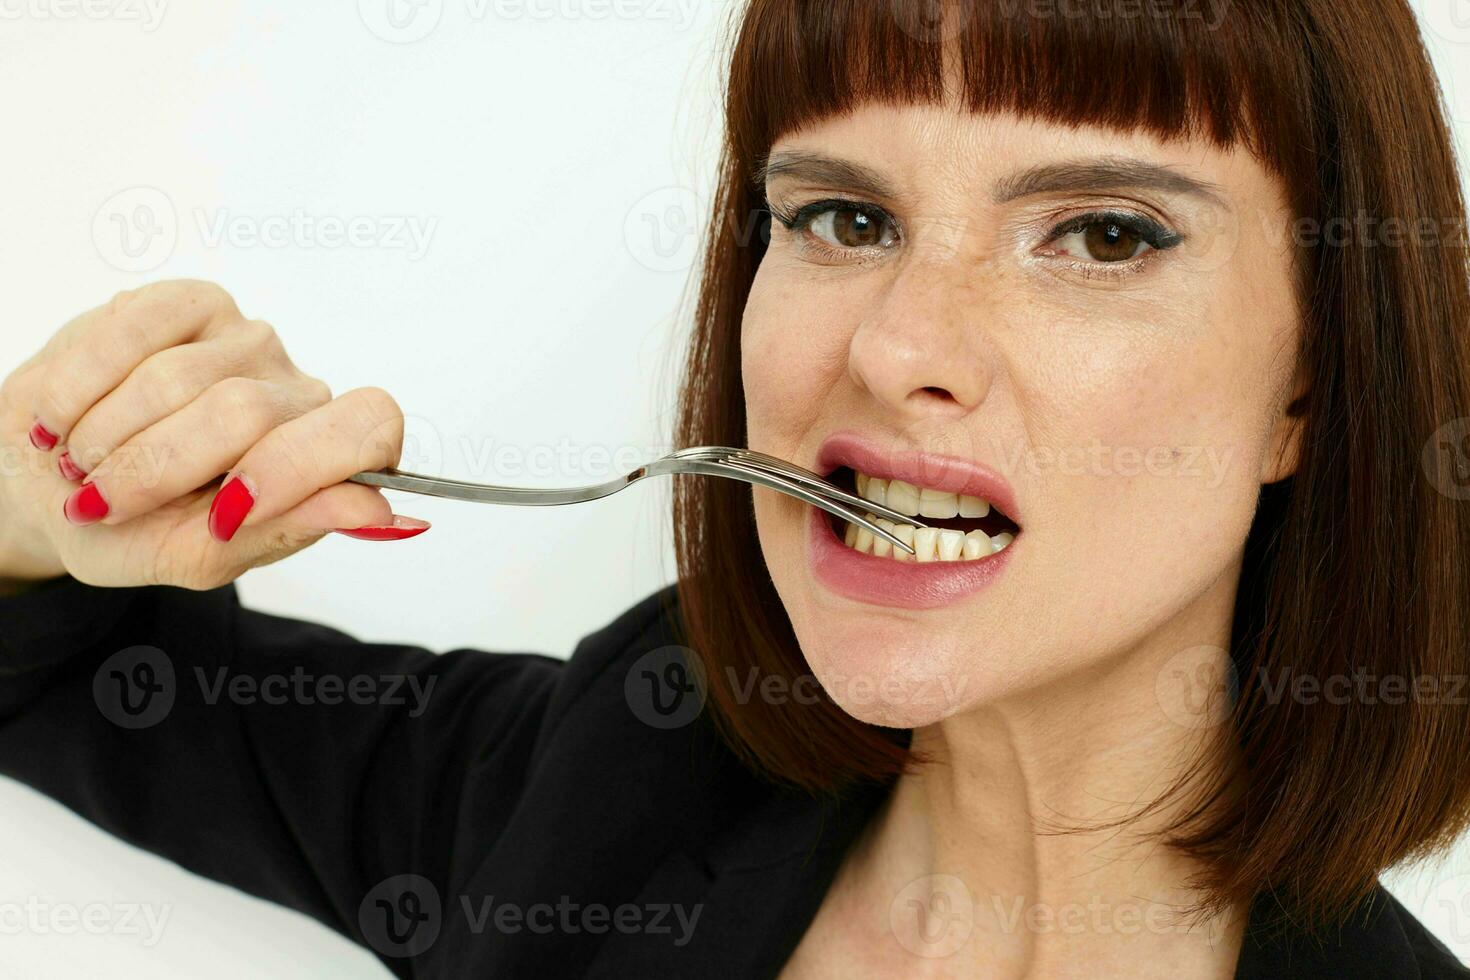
[756,151,1229,209]
[993,157,1229,208]
[754,152,898,200]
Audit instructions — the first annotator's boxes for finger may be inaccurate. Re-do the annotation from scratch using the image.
[60,376,328,527]
[28,280,239,449]
[201,386,408,543]
[59,332,328,482]
[231,485,429,566]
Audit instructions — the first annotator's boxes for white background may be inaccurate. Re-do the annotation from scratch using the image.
[1,1,1469,975]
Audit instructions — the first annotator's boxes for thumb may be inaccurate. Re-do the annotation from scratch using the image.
[235,484,430,568]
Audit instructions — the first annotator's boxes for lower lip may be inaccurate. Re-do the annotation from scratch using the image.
[807,508,1015,609]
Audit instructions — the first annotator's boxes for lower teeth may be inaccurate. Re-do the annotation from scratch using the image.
[844,513,1014,562]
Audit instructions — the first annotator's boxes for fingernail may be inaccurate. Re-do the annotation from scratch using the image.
[333,516,431,541]
[209,474,256,543]
[58,452,86,482]
[64,483,109,526]
[29,419,59,451]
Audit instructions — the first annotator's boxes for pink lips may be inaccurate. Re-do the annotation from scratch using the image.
[815,430,1021,523]
[806,430,1020,609]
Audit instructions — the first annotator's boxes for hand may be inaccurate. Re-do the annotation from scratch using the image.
[0,279,429,591]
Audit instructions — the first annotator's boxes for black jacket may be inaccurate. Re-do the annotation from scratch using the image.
[0,577,1464,978]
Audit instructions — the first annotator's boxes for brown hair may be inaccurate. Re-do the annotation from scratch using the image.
[671,0,1470,929]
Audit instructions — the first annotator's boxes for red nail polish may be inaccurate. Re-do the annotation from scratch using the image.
[29,420,59,451]
[209,475,256,542]
[333,516,431,541]
[58,452,86,482]
[64,483,109,526]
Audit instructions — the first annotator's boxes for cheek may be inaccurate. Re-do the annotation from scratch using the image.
[741,265,855,445]
[1016,284,1289,625]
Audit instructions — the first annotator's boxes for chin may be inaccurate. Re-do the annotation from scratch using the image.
[790,621,986,729]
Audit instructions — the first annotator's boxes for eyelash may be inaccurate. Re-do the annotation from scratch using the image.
[766,198,1186,277]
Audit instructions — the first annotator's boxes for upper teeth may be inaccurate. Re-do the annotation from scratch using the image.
[857,471,992,519]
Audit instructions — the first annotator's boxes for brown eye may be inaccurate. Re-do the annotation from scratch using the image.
[808,205,899,250]
[1051,216,1163,263]
[1083,221,1145,261]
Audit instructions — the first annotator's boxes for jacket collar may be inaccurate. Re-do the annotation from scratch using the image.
[589,777,1432,978]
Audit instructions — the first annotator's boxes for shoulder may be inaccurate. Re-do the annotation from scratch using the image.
[534,580,714,753]
[1384,888,1470,978]
[1243,883,1470,978]
[546,581,687,717]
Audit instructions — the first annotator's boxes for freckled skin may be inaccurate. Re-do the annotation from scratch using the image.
[752,100,1305,979]
[744,102,1302,729]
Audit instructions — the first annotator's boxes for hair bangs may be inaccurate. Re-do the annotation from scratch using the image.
[729,0,1311,191]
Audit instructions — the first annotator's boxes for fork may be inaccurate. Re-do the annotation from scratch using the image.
[347,446,926,554]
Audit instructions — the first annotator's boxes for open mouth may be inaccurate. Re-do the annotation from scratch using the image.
[825,466,1021,562]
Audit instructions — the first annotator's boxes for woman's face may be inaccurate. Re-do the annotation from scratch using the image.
[742,101,1302,728]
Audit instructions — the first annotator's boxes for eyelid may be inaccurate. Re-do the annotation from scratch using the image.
[769,195,898,234]
[1037,208,1184,253]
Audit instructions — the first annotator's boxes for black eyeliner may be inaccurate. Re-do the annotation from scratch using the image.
[768,197,894,232]
[1047,209,1185,250]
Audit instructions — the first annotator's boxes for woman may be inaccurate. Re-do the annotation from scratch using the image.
[2,0,1469,976]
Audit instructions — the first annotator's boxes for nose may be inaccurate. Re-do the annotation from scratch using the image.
[847,259,997,419]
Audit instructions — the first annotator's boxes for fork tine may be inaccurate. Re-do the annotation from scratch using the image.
[674,447,928,529]
[666,457,915,554]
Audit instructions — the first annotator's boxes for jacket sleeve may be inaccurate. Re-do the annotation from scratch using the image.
[0,574,567,970]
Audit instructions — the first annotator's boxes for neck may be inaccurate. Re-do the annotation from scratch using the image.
[839,576,1249,978]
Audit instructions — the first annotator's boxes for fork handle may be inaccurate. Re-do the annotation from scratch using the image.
[348,468,634,506]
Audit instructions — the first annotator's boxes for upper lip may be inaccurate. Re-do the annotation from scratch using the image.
[815,429,1022,524]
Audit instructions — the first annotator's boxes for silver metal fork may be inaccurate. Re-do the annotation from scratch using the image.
[347,445,926,554]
